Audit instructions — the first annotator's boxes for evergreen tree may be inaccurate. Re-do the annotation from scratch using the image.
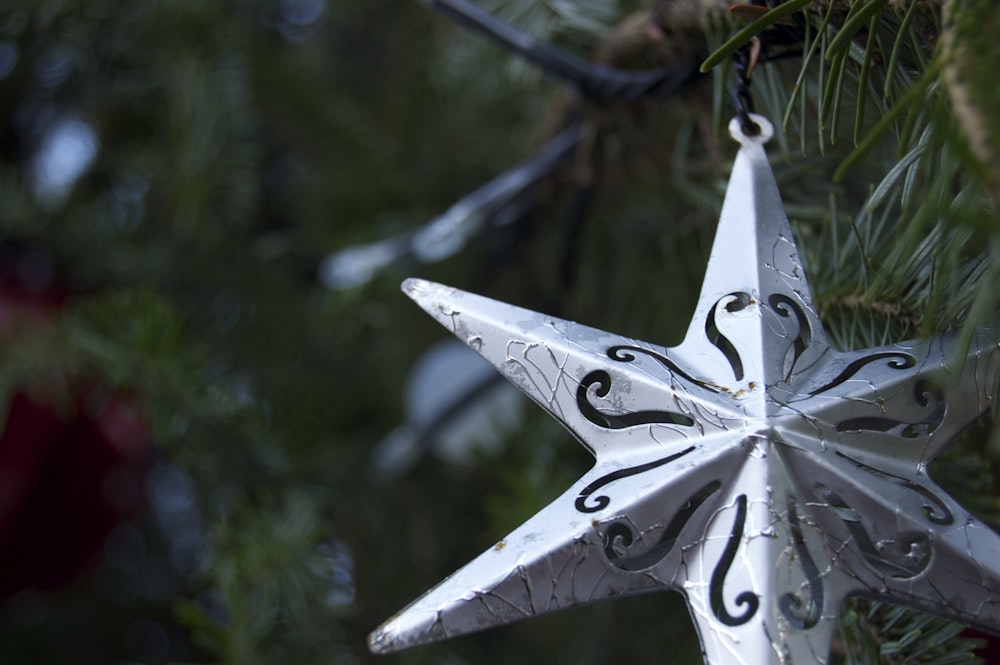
[0,1,996,664]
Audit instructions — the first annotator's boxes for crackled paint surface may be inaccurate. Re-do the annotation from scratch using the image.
[369,116,1000,664]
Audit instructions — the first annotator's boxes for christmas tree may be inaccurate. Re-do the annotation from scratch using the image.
[0,1,997,663]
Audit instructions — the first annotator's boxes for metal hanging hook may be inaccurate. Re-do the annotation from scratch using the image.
[733,36,762,136]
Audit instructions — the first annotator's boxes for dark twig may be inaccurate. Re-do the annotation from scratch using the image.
[411,122,583,262]
[416,0,700,101]
[733,38,760,136]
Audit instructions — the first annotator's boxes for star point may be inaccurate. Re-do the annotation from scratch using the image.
[372,115,1000,664]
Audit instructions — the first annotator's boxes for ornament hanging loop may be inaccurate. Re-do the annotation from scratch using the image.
[733,37,762,136]
[729,113,772,147]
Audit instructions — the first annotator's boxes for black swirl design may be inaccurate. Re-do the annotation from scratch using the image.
[577,370,696,430]
[607,345,716,392]
[768,293,813,382]
[834,378,945,438]
[814,484,930,578]
[705,292,751,381]
[834,417,940,437]
[710,494,759,626]
[834,418,906,433]
[575,446,696,513]
[904,379,946,438]
[601,481,722,571]
[809,352,916,396]
[835,452,953,525]
[779,496,823,629]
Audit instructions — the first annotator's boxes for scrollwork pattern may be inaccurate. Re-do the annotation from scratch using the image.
[600,481,722,571]
[575,447,696,513]
[577,370,696,430]
[710,494,759,626]
[833,378,945,438]
[705,293,751,381]
[607,345,714,392]
[779,496,823,629]
[768,293,813,382]
[814,484,931,579]
[809,352,916,396]
[835,452,953,525]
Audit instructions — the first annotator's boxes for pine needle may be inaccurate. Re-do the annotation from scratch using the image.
[782,2,834,135]
[853,12,881,144]
[834,57,942,180]
[883,0,920,98]
[698,0,812,72]
[825,0,889,61]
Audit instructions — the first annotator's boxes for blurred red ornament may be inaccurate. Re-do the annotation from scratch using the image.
[964,627,1000,661]
[0,264,151,598]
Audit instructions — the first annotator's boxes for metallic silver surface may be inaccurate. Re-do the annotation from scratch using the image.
[369,115,1000,664]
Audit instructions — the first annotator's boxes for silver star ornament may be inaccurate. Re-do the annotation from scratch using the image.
[369,115,1000,664]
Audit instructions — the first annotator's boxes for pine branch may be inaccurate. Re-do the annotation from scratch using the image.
[941,0,1000,205]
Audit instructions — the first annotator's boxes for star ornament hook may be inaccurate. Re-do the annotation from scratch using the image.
[369,115,1000,664]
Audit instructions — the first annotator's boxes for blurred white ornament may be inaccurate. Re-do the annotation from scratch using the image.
[372,340,523,479]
